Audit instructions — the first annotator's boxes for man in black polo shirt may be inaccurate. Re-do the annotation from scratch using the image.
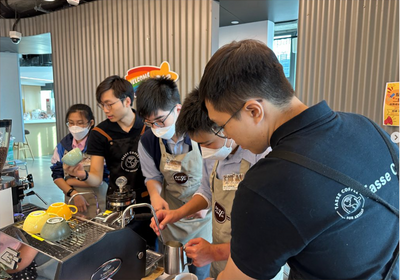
[198,39,399,279]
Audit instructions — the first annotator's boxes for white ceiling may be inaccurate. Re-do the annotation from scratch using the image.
[219,0,299,26]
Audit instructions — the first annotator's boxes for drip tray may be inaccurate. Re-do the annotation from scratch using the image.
[2,203,115,261]
[53,218,112,252]
[21,203,43,216]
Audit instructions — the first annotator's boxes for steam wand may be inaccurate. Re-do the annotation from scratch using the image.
[121,203,164,244]
[68,192,101,215]
[25,191,47,205]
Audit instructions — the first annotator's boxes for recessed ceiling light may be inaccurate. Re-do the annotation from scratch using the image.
[231,20,239,25]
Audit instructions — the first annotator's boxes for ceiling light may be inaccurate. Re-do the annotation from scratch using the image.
[67,0,80,6]
[20,77,53,83]
[231,20,239,25]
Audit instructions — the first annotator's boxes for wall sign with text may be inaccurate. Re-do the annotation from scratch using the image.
[383,82,399,126]
[125,61,179,94]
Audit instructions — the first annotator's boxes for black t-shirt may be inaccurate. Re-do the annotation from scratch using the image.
[230,101,399,279]
[86,110,157,247]
[87,110,145,158]
[86,109,148,195]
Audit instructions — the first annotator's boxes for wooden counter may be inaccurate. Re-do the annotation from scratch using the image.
[143,267,165,280]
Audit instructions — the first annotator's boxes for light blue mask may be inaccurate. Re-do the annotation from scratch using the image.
[151,123,176,140]
[151,110,177,140]
[201,138,233,160]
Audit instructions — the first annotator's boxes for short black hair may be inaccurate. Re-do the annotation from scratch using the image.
[135,76,181,119]
[176,88,215,138]
[199,39,295,115]
[65,104,95,129]
[96,75,134,105]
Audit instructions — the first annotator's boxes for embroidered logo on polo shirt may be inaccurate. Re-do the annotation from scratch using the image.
[173,172,188,184]
[121,151,140,172]
[334,188,365,220]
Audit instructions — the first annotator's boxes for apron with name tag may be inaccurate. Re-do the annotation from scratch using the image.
[159,138,212,245]
[209,158,250,277]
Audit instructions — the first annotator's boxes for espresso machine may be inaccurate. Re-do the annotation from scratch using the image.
[0,119,14,229]
[2,163,40,216]
[0,119,41,226]
[0,121,161,279]
[92,176,145,228]
[0,215,149,280]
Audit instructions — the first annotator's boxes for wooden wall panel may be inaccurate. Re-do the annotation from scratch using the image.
[0,0,213,140]
[296,0,399,134]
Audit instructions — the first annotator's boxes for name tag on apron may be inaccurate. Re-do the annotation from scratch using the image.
[223,173,244,191]
[165,160,182,172]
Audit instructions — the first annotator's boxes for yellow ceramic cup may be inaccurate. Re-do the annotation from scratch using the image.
[23,210,58,234]
[47,202,78,220]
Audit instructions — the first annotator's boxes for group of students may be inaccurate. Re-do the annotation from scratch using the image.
[49,39,399,280]
[50,74,263,279]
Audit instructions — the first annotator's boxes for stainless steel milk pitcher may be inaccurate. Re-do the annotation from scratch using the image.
[164,240,192,275]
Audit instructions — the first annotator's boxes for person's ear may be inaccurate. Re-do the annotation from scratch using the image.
[89,119,95,127]
[126,96,132,107]
[176,104,182,114]
[244,100,263,123]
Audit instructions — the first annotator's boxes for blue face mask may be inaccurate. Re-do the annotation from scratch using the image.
[201,138,233,160]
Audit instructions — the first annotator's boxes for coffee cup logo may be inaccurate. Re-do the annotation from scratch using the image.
[214,202,226,223]
[173,172,188,184]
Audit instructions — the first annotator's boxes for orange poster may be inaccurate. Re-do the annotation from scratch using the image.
[383,82,399,126]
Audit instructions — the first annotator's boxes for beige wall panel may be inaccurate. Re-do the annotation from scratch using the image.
[22,123,57,157]
[297,0,399,135]
[0,0,213,141]
[21,85,41,113]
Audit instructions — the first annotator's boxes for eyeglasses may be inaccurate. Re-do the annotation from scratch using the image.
[97,98,124,110]
[211,103,246,139]
[66,121,89,127]
[144,106,176,128]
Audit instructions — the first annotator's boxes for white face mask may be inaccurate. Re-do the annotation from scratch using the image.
[69,126,90,141]
[151,123,176,140]
[151,110,177,140]
[201,138,233,160]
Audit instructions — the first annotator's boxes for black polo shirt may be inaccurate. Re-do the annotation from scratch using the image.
[231,101,399,279]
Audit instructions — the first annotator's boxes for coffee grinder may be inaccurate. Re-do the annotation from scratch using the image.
[2,162,42,218]
[0,119,15,228]
[0,120,42,226]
